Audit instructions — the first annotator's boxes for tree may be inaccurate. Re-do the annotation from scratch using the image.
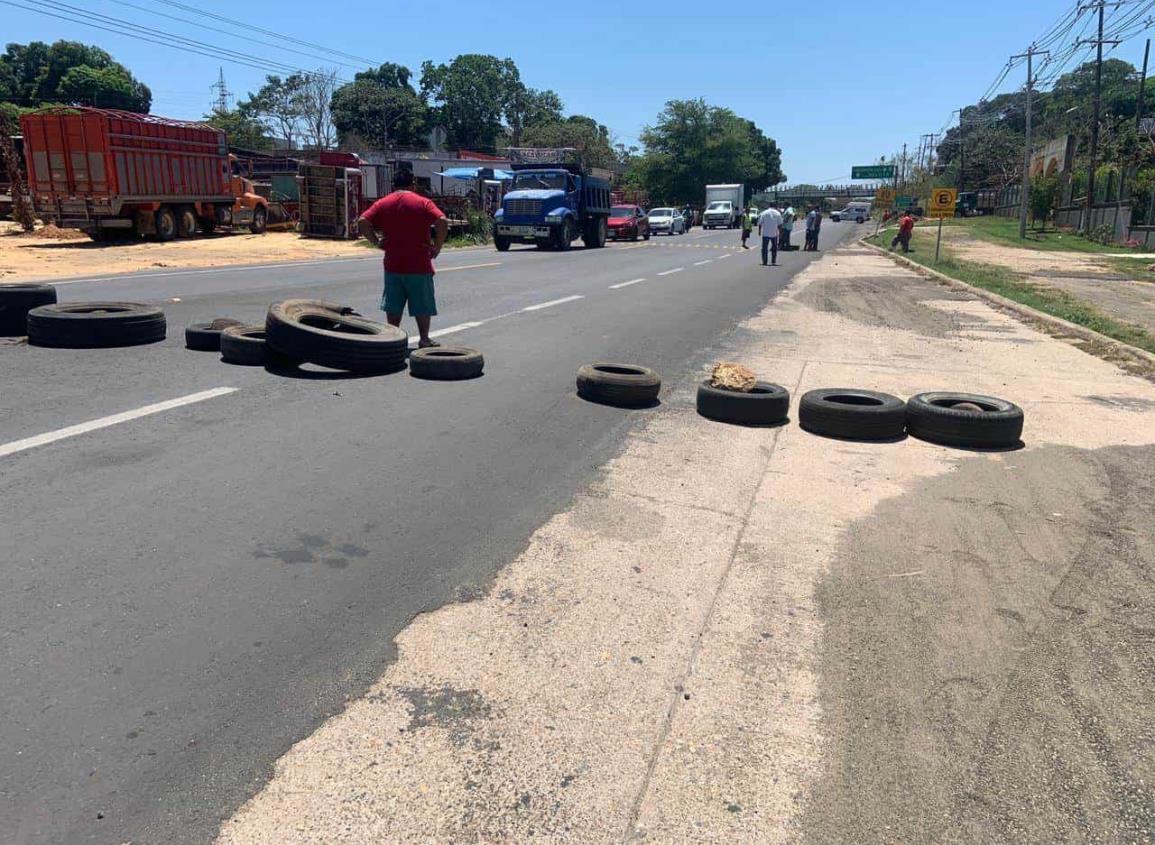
[0,40,150,112]
[522,114,616,168]
[241,74,308,148]
[507,87,563,145]
[420,54,521,150]
[56,65,150,111]
[204,107,272,150]
[330,63,428,149]
[630,99,783,204]
[0,102,34,230]
[296,68,338,149]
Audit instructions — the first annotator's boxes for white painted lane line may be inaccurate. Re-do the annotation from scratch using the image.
[0,387,238,459]
[408,322,485,345]
[437,262,502,272]
[522,294,584,312]
[609,278,646,289]
[693,260,713,266]
[717,253,732,260]
[656,268,684,276]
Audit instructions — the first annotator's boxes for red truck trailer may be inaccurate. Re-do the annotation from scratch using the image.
[20,107,268,241]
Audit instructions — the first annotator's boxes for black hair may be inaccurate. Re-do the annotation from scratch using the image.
[393,168,415,189]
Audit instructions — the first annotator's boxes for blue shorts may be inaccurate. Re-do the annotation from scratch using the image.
[382,272,437,317]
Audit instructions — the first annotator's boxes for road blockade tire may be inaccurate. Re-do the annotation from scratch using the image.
[219,324,269,366]
[185,317,244,351]
[0,284,57,336]
[266,299,408,373]
[798,388,906,440]
[906,391,1023,448]
[409,346,484,380]
[27,302,166,348]
[697,380,790,426]
[576,363,661,407]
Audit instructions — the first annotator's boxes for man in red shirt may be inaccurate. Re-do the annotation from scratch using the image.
[356,169,449,347]
[890,210,916,253]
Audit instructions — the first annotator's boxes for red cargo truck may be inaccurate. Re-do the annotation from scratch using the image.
[20,107,268,241]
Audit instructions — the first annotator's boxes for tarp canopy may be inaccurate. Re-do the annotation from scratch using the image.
[437,166,514,181]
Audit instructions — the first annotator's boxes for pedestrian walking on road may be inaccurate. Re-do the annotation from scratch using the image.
[780,204,796,250]
[758,203,783,266]
[357,169,449,348]
[740,206,754,248]
[890,210,915,254]
[804,206,822,251]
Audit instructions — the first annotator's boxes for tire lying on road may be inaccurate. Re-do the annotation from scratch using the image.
[27,302,166,348]
[697,380,790,426]
[576,363,661,407]
[220,324,271,366]
[0,284,58,336]
[266,299,408,373]
[409,346,484,380]
[906,391,1024,448]
[798,388,906,440]
[185,317,244,351]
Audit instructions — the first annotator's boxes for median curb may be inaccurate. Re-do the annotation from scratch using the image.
[859,235,1155,375]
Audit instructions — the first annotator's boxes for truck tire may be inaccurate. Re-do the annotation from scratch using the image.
[219,325,269,366]
[495,235,511,252]
[798,388,906,441]
[0,284,57,336]
[905,391,1024,448]
[555,218,573,251]
[250,206,268,235]
[584,217,607,248]
[696,380,790,426]
[594,217,607,247]
[176,205,199,238]
[576,363,661,408]
[266,299,408,373]
[185,317,244,351]
[155,206,177,242]
[27,302,166,348]
[409,346,484,380]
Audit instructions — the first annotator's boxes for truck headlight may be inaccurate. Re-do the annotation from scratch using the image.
[546,210,564,220]
[494,209,504,220]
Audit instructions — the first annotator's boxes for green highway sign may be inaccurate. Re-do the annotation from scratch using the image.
[895,195,914,208]
[852,165,896,180]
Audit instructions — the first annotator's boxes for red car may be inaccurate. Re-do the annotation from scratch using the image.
[607,204,650,241]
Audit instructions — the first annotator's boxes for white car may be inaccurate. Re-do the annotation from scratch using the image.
[648,207,685,235]
[831,203,871,223]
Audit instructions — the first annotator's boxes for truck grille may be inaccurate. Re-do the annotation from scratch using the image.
[505,199,542,217]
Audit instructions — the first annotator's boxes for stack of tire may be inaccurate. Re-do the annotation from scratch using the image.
[263,299,409,373]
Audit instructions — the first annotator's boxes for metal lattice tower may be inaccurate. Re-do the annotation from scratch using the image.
[210,67,231,114]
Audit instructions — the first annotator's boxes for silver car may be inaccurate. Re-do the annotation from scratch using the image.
[647,207,685,235]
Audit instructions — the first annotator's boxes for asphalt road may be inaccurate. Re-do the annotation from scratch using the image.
[2,219,863,844]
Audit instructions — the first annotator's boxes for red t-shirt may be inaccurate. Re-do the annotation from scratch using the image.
[900,215,915,234]
[360,191,446,275]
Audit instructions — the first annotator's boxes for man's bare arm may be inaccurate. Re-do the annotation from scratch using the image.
[357,217,385,249]
[430,217,448,259]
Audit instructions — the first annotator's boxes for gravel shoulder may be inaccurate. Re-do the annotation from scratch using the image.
[214,242,1155,844]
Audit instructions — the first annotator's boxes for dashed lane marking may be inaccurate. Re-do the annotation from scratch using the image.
[522,294,584,312]
[610,278,646,289]
[657,268,684,276]
[0,387,238,459]
[693,260,713,266]
[408,322,485,345]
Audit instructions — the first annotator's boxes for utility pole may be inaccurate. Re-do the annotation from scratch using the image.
[925,133,938,173]
[1081,1,1122,230]
[901,142,908,188]
[953,108,966,193]
[210,67,231,115]
[1136,38,1150,131]
[1014,45,1048,239]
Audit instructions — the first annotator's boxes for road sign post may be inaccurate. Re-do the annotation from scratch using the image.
[927,188,958,264]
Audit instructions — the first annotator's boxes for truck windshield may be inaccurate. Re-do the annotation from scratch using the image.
[511,172,566,192]
[707,202,730,211]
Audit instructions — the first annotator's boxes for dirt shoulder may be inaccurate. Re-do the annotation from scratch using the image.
[0,221,369,282]
[215,243,1155,844]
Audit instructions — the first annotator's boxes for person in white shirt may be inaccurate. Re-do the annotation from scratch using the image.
[758,204,784,266]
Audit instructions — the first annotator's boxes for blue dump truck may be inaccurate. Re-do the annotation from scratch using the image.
[494,148,611,252]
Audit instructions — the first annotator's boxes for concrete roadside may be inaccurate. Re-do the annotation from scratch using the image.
[214,242,1155,844]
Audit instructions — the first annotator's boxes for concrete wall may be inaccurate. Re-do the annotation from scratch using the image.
[1054,202,1131,242]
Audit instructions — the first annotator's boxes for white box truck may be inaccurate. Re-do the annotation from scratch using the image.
[703,184,744,228]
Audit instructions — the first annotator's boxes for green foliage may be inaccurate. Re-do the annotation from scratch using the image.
[203,107,272,150]
[331,64,428,149]
[420,54,521,150]
[1084,222,1117,246]
[0,40,150,112]
[1030,172,1060,222]
[522,115,616,169]
[239,74,308,148]
[507,87,564,146]
[630,99,783,205]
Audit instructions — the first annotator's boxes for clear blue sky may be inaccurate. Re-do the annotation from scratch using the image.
[7,0,1154,183]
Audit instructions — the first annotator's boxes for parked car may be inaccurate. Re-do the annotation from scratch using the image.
[831,202,871,223]
[648,207,685,235]
[608,204,650,241]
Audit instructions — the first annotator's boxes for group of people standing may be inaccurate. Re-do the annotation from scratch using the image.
[739,202,823,266]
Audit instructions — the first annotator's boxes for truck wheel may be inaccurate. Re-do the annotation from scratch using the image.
[155,206,177,242]
[176,206,199,238]
[594,217,607,248]
[556,219,573,251]
[494,235,511,252]
[249,206,267,235]
[202,216,217,235]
